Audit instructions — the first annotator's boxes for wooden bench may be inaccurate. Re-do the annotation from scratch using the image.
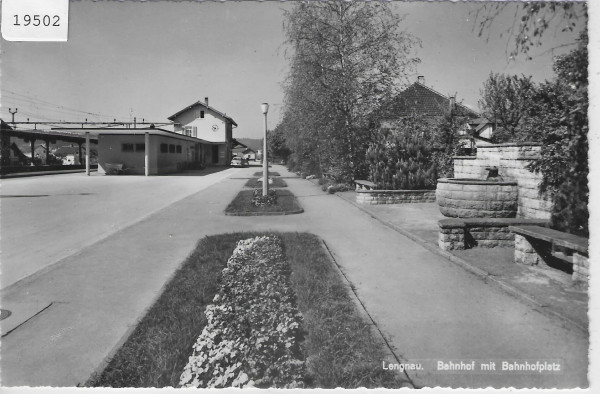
[509,225,589,283]
[353,179,377,190]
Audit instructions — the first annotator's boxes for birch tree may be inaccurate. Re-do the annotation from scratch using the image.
[281,1,419,179]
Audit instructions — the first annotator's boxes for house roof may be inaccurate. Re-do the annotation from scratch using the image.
[381,82,479,119]
[167,101,238,126]
[54,146,81,155]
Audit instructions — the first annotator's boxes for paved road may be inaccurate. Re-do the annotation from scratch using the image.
[0,165,588,388]
[0,168,236,289]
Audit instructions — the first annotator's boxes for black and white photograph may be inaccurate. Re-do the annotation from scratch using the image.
[0,0,595,390]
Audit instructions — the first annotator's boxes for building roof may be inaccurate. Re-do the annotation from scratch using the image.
[167,101,238,127]
[1,124,99,144]
[54,146,81,155]
[50,127,218,144]
[236,138,262,152]
[381,82,479,119]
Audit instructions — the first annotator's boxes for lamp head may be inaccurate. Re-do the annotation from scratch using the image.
[261,103,269,114]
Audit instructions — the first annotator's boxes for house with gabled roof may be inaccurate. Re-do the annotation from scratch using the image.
[167,97,239,166]
[380,76,479,128]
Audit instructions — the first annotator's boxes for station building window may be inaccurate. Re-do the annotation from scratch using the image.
[122,143,134,152]
[176,145,182,153]
[169,144,175,153]
[135,143,145,152]
[160,143,168,153]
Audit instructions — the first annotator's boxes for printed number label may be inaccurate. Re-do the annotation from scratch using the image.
[13,15,60,27]
[1,0,69,41]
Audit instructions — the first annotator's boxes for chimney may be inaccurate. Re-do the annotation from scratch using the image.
[205,97,209,107]
[449,95,456,114]
[417,75,425,85]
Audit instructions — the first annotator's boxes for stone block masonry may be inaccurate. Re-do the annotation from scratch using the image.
[572,253,589,283]
[453,143,553,220]
[356,189,436,204]
[439,218,549,251]
[513,234,543,266]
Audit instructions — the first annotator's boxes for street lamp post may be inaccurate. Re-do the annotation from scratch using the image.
[261,103,269,196]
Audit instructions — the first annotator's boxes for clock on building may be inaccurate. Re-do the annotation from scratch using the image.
[212,124,219,132]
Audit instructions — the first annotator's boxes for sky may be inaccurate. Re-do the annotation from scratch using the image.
[0,0,589,139]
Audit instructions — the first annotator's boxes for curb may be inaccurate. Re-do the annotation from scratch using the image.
[319,240,417,389]
[332,189,588,334]
[224,208,304,216]
[1,169,98,179]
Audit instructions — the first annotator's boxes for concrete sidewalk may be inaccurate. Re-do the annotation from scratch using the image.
[333,191,589,332]
[0,165,588,388]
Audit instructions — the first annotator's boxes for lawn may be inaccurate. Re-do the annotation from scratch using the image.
[225,189,303,216]
[86,232,407,388]
[253,171,280,177]
[244,177,287,188]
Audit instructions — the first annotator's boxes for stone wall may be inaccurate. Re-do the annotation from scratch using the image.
[453,143,552,220]
[356,190,436,204]
[438,218,549,251]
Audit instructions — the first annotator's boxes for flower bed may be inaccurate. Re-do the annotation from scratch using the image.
[179,236,304,388]
[225,189,304,216]
[252,189,278,207]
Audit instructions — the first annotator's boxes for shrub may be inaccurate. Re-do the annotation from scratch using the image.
[318,178,351,194]
[366,116,438,190]
[179,236,304,388]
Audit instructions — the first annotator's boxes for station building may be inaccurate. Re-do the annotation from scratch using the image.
[167,97,238,166]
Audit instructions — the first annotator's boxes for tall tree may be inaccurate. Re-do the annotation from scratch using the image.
[527,30,588,236]
[473,2,587,60]
[478,73,536,141]
[267,124,291,163]
[281,1,419,180]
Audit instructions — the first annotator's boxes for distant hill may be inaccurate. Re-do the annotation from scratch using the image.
[236,138,263,152]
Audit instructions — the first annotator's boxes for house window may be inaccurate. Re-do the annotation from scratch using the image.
[160,143,168,153]
[122,143,134,152]
[176,145,182,153]
[169,144,175,153]
[184,126,193,136]
[200,111,205,119]
[192,126,197,137]
[135,143,145,151]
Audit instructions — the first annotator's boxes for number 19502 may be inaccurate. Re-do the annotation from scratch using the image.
[13,14,60,27]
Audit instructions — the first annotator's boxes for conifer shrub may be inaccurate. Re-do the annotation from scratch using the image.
[366,117,438,190]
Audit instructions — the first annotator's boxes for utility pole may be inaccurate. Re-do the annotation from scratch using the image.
[261,103,269,196]
[9,108,17,124]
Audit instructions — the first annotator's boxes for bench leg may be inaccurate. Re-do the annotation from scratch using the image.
[572,252,589,283]
[439,227,465,251]
[514,234,543,266]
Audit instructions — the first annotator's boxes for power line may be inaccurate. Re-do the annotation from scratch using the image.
[1,90,131,120]
[2,90,116,118]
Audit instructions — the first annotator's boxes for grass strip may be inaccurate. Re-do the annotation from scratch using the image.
[86,234,246,388]
[225,189,303,216]
[281,233,407,388]
[87,232,407,388]
[253,171,280,177]
[244,177,287,188]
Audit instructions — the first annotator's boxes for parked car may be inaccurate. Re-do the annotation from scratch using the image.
[230,157,249,167]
